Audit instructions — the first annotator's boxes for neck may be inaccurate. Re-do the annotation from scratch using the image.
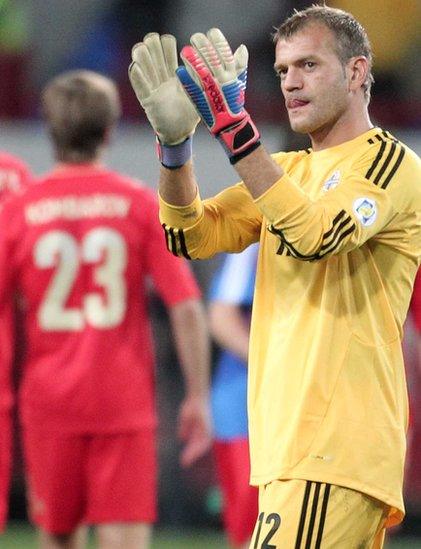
[54,158,103,171]
[309,102,373,151]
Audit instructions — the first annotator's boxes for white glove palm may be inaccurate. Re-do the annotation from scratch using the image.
[129,33,200,145]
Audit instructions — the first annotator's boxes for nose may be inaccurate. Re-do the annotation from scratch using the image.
[282,67,303,92]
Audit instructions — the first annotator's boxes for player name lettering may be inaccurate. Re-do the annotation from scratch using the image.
[25,194,131,225]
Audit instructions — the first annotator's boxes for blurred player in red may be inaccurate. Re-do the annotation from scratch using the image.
[0,151,32,533]
[411,270,421,337]
[208,245,259,548]
[0,70,211,549]
[0,152,31,203]
[405,270,421,509]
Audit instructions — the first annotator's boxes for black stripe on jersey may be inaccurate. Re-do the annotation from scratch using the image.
[276,241,291,256]
[305,482,321,549]
[295,481,312,549]
[177,228,191,259]
[319,215,355,256]
[162,223,173,254]
[162,224,178,256]
[268,226,317,261]
[269,209,354,261]
[383,129,399,142]
[373,141,397,185]
[168,227,179,257]
[365,132,405,188]
[319,223,355,258]
[367,138,374,144]
[322,210,347,241]
[276,241,285,255]
[314,484,331,549]
[162,224,192,259]
[381,145,405,189]
[365,135,387,179]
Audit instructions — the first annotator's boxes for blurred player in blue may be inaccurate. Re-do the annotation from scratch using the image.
[208,244,259,549]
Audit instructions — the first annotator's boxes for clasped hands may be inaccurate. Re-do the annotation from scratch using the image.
[129,28,260,167]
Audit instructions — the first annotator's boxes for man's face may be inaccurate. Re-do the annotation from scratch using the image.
[274,23,350,135]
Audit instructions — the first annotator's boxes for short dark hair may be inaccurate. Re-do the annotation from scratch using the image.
[274,4,374,100]
[42,70,121,163]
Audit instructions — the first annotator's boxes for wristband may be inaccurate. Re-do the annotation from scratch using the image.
[216,116,261,164]
[156,136,193,169]
[228,140,261,164]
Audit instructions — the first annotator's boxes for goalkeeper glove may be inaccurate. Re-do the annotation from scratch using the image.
[129,33,200,169]
[176,28,260,164]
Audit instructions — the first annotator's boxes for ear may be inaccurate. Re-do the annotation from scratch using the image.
[347,56,369,94]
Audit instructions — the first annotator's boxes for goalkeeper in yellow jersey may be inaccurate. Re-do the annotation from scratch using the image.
[129,5,421,548]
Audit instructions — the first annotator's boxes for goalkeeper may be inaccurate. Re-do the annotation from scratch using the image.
[129,5,421,548]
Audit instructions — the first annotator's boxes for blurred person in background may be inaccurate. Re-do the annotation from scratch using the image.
[208,244,259,549]
[0,0,31,117]
[0,150,32,533]
[0,150,31,201]
[404,270,421,515]
[0,69,211,549]
[331,0,420,116]
[129,4,421,547]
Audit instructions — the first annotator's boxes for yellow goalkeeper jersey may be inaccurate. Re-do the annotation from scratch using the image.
[159,127,421,526]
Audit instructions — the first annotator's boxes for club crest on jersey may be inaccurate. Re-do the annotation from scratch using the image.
[353,197,377,227]
[322,170,341,192]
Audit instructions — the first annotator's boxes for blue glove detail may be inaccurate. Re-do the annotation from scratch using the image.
[176,66,214,128]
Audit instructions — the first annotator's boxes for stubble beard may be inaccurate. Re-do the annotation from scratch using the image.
[289,93,348,137]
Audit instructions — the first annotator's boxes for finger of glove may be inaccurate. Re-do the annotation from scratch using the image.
[206,28,236,81]
[176,65,215,129]
[234,44,248,75]
[161,34,179,76]
[234,44,248,88]
[180,45,210,87]
[128,61,152,104]
[189,32,228,83]
[143,32,170,84]
[131,42,160,90]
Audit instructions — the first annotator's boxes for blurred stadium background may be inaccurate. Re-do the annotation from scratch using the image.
[0,0,419,546]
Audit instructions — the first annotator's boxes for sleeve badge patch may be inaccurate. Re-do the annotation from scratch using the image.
[353,197,377,227]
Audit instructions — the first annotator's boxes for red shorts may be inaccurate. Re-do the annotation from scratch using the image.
[214,438,258,547]
[22,429,157,534]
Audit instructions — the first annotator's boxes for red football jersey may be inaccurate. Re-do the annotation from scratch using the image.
[0,151,32,531]
[411,270,421,334]
[0,151,32,203]
[0,164,200,434]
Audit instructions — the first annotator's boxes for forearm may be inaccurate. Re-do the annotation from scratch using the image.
[234,144,285,199]
[158,160,198,206]
[169,298,210,397]
[209,302,250,363]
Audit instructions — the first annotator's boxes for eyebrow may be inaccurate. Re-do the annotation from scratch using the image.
[274,55,318,72]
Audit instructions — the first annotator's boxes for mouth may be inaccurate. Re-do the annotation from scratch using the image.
[286,99,309,110]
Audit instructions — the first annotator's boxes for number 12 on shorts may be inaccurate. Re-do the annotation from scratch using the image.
[253,512,281,549]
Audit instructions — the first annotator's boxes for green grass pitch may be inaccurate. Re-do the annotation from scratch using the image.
[2,522,420,548]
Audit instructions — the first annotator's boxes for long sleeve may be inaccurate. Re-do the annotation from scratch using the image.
[256,137,419,261]
[159,183,262,259]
